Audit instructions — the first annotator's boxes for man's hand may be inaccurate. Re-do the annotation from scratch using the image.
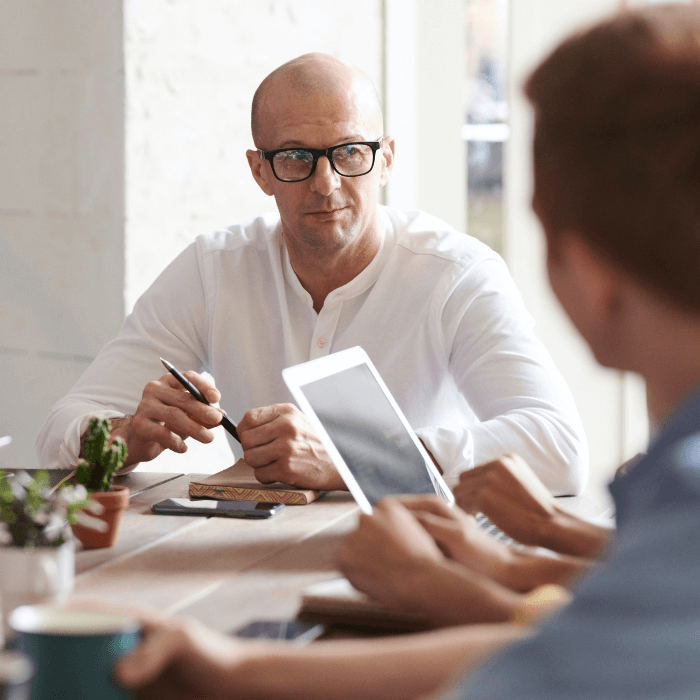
[110,371,225,468]
[454,454,611,558]
[115,615,244,700]
[337,498,445,603]
[337,498,522,626]
[453,454,557,548]
[398,496,514,584]
[237,403,346,490]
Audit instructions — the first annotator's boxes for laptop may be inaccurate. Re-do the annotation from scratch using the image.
[282,347,454,513]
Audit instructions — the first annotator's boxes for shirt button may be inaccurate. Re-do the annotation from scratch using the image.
[317,338,326,348]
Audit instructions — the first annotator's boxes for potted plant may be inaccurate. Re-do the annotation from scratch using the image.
[0,470,88,639]
[70,417,130,550]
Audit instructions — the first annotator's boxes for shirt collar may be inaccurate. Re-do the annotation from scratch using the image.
[280,208,394,305]
[609,381,700,519]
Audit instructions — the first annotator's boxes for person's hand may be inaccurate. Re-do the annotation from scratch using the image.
[109,371,224,468]
[397,495,513,584]
[454,454,612,558]
[337,498,445,606]
[115,615,244,700]
[452,454,557,548]
[237,403,346,490]
[337,498,522,626]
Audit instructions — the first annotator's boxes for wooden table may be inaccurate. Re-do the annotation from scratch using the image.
[69,472,614,636]
[71,472,360,634]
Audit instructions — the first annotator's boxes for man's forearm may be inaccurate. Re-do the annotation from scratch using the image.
[230,624,530,700]
[539,505,613,559]
[504,548,597,591]
[396,559,527,627]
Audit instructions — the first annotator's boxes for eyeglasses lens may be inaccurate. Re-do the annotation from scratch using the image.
[331,144,374,176]
[272,150,314,181]
[272,144,375,181]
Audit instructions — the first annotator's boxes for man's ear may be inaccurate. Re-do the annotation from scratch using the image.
[557,232,621,321]
[246,149,275,196]
[377,136,395,188]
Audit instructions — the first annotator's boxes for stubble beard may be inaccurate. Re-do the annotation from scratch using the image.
[297,211,363,252]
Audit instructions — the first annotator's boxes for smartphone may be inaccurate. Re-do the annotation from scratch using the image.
[233,619,326,644]
[151,498,284,519]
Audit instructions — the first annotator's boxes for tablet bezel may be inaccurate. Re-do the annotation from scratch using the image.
[283,346,454,513]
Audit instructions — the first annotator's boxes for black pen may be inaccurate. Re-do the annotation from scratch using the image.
[160,358,240,443]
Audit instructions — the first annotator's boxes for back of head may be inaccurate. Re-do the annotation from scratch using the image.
[526,4,700,311]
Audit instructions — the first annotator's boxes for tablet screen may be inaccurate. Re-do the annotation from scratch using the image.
[301,363,438,505]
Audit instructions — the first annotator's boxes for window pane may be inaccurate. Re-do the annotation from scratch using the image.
[464,0,509,254]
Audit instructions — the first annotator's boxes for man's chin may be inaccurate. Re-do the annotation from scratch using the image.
[298,218,360,251]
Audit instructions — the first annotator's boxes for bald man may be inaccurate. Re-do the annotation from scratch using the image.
[38,54,586,493]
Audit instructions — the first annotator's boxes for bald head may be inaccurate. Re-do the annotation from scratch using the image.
[251,53,383,148]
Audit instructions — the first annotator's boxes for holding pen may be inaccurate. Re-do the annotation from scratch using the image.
[160,358,240,443]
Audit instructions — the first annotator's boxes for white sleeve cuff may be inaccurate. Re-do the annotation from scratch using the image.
[414,426,474,480]
[56,410,125,470]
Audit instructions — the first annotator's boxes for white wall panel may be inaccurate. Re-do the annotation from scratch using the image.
[0,1,124,469]
[384,0,466,233]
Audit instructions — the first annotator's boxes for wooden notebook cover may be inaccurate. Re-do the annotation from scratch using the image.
[188,459,321,505]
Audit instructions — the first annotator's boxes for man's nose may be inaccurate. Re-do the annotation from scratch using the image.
[309,155,341,196]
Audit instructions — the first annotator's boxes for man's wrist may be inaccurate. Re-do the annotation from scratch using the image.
[402,558,522,626]
[78,415,132,460]
[109,415,132,440]
[109,416,138,471]
[542,505,610,558]
[324,467,348,491]
[494,547,529,591]
[503,549,566,592]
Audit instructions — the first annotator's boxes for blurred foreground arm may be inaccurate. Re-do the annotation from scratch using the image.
[115,614,535,700]
[399,496,598,592]
[336,497,574,626]
[338,495,594,622]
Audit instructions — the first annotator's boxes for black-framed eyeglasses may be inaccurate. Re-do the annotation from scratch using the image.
[258,138,383,182]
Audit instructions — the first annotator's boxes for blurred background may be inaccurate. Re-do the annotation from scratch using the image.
[3,0,684,495]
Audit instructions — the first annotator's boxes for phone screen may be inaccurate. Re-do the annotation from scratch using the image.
[151,498,284,519]
[233,620,326,644]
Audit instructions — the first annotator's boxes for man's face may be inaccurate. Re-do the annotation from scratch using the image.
[247,86,394,256]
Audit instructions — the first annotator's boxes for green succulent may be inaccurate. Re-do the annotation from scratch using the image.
[74,418,128,493]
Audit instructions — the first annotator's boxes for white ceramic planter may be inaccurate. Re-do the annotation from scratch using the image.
[0,542,74,643]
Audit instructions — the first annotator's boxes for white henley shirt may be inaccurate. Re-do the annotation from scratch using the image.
[37,206,587,494]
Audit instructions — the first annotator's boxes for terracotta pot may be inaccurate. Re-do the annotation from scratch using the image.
[71,485,129,549]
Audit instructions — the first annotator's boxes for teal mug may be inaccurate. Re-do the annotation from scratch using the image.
[9,605,139,700]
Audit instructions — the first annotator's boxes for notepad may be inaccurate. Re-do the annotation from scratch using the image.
[188,460,322,505]
[297,578,431,631]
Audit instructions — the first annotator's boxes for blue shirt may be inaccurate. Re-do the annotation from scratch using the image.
[442,389,700,700]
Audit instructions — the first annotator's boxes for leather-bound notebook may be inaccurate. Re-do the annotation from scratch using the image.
[188,459,322,505]
[297,578,430,631]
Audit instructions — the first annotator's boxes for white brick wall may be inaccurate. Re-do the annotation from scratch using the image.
[0,1,124,471]
[124,0,384,311]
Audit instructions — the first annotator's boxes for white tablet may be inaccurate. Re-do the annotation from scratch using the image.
[283,347,454,513]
